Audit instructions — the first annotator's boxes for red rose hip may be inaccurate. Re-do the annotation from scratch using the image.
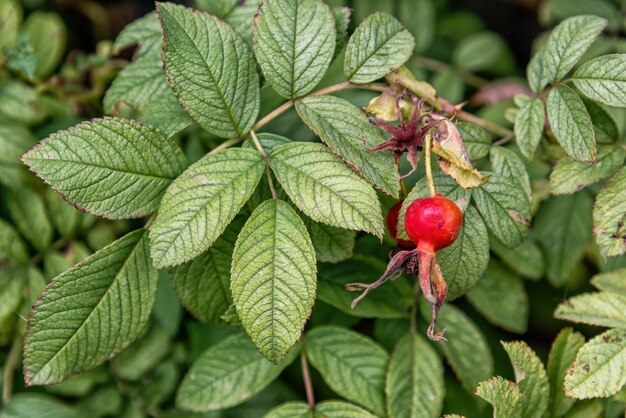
[386,200,415,248]
[404,194,462,254]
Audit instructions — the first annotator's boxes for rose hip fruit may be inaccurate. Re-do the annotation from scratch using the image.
[404,194,462,254]
[386,200,415,248]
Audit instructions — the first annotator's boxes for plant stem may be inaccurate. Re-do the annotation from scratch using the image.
[424,132,436,197]
[3,334,22,404]
[412,56,488,89]
[300,348,315,410]
[250,130,278,199]
[493,135,514,146]
[456,110,513,138]
[208,137,244,155]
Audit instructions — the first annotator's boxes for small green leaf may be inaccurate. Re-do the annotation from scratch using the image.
[591,268,626,294]
[111,324,171,381]
[103,53,169,114]
[149,148,264,268]
[535,15,607,89]
[0,267,24,320]
[593,166,626,256]
[490,235,545,280]
[502,341,550,418]
[44,189,82,238]
[456,121,492,161]
[194,0,261,42]
[437,206,489,299]
[344,12,414,83]
[453,32,508,72]
[264,402,311,418]
[231,199,316,363]
[158,2,260,138]
[1,393,80,418]
[22,117,188,220]
[428,302,493,394]
[573,54,626,108]
[7,188,52,251]
[270,142,384,237]
[547,328,585,418]
[0,0,22,54]
[0,123,34,189]
[304,217,355,263]
[547,85,596,163]
[475,377,523,418]
[0,81,44,125]
[22,11,66,78]
[491,147,531,199]
[514,97,545,160]
[176,332,298,411]
[306,326,389,416]
[315,401,378,418]
[170,218,242,324]
[533,193,592,286]
[24,230,157,385]
[397,0,434,53]
[253,0,335,98]
[550,146,625,195]
[473,174,531,248]
[295,95,400,197]
[386,333,444,418]
[467,260,528,333]
[139,90,193,137]
[564,329,626,399]
[583,98,619,142]
[555,292,626,328]
[332,7,351,58]
[0,218,29,264]
[113,12,161,56]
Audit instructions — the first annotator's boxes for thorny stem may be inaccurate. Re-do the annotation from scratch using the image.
[424,132,436,197]
[250,130,278,200]
[2,334,22,404]
[300,347,315,410]
[412,56,488,89]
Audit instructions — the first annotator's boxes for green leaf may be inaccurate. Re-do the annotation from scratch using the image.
[0,123,34,189]
[344,12,414,83]
[456,121,492,161]
[490,236,545,281]
[269,142,384,237]
[231,199,316,363]
[555,292,626,328]
[315,401,378,418]
[550,145,625,195]
[295,95,400,197]
[547,328,585,418]
[158,2,260,138]
[423,301,493,394]
[7,188,52,251]
[397,0,434,53]
[193,0,261,42]
[306,325,389,416]
[46,367,109,397]
[22,11,66,78]
[473,174,531,248]
[113,12,161,56]
[304,217,355,263]
[591,268,626,294]
[573,54,626,107]
[24,230,157,385]
[386,333,444,418]
[583,99,618,142]
[264,401,311,418]
[514,97,545,160]
[149,148,264,268]
[111,324,171,381]
[502,341,550,418]
[547,85,596,163]
[332,7,351,58]
[466,260,528,333]
[103,53,169,114]
[0,81,44,125]
[593,166,626,256]
[437,206,489,299]
[45,189,83,238]
[1,393,80,418]
[475,377,523,418]
[22,117,188,220]
[176,332,298,411]
[0,0,22,54]
[170,218,242,324]
[535,15,607,90]
[397,168,471,241]
[564,329,626,399]
[490,147,531,199]
[533,193,592,286]
[0,218,28,264]
[139,90,193,137]
[317,257,409,318]
[453,32,508,72]
[0,267,24,320]
[253,0,335,98]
